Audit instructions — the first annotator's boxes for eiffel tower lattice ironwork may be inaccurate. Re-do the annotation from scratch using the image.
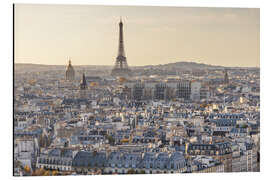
[111,17,132,77]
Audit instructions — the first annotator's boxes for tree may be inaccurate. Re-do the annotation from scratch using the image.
[14,160,21,168]
[105,135,115,145]
[24,165,31,174]
[39,168,45,175]
[52,170,59,176]
[43,170,51,176]
[139,170,146,174]
[32,168,45,176]
[241,124,248,128]
[121,138,129,143]
[118,77,126,84]
[127,169,136,174]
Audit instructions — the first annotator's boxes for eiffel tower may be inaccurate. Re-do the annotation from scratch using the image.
[111,17,132,77]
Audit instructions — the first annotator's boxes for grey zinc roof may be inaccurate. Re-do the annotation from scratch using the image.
[48,148,73,158]
[72,151,93,167]
[214,118,237,127]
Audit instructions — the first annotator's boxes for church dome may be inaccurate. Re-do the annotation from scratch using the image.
[65,59,75,81]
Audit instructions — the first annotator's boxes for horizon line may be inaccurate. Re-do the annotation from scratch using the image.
[14,61,260,68]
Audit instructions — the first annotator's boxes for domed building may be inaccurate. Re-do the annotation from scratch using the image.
[65,59,75,81]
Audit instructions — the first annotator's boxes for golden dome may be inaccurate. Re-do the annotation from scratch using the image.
[65,59,75,81]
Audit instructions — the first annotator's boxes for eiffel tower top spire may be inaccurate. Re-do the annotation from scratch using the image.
[118,16,125,57]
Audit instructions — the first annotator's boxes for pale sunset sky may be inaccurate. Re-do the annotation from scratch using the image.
[14,4,260,67]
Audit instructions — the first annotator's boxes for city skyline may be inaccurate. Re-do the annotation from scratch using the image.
[15,4,260,67]
[12,3,261,177]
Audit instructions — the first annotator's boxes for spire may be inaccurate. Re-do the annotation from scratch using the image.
[80,72,87,90]
[118,16,125,57]
[224,69,229,84]
[82,73,86,84]
[68,56,71,65]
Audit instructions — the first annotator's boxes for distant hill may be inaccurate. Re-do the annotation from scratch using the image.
[14,63,112,73]
[162,61,223,69]
[134,61,224,70]
[14,61,258,73]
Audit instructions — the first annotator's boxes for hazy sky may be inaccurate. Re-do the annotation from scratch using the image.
[15,4,260,67]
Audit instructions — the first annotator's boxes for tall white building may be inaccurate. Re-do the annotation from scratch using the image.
[191,81,201,101]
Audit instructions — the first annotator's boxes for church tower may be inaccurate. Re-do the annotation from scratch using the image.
[80,73,87,90]
[79,73,88,99]
[224,69,229,84]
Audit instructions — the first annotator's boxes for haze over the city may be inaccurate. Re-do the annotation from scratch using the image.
[15,4,259,67]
